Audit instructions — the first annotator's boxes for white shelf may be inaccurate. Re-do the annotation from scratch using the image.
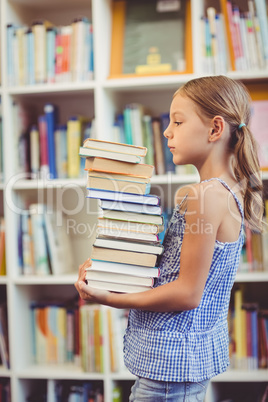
[0,366,11,377]
[16,364,105,380]
[0,276,8,285]
[211,369,268,382]
[235,272,268,282]
[14,274,77,285]
[11,177,87,190]
[7,81,96,96]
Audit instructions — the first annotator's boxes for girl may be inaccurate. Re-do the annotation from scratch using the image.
[75,76,263,401]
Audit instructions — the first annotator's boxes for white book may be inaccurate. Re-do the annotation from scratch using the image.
[94,237,164,255]
[86,270,154,287]
[97,226,159,242]
[44,210,75,275]
[29,204,50,275]
[99,199,162,215]
[79,146,141,164]
[86,279,152,294]
[88,259,159,278]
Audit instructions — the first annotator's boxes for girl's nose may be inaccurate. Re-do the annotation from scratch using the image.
[163,126,172,139]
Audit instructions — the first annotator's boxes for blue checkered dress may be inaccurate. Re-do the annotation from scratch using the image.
[123,178,244,382]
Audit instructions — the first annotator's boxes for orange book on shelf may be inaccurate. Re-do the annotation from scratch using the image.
[220,0,236,71]
[109,0,126,77]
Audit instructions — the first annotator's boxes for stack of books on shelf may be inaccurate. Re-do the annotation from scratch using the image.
[79,138,165,293]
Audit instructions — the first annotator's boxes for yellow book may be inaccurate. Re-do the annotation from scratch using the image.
[67,116,89,178]
[234,288,244,368]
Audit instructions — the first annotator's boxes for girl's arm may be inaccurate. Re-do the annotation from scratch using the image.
[75,183,222,312]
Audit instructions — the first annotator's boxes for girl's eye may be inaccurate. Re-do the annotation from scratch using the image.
[175,122,182,126]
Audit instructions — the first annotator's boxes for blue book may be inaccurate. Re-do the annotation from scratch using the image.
[86,188,160,205]
[161,113,175,173]
[46,27,56,83]
[25,28,35,85]
[100,199,162,215]
[251,309,258,368]
[44,103,58,178]
[6,24,16,86]
[123,106,133,145]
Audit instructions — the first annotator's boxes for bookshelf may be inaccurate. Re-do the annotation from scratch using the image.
[0,0,267,401]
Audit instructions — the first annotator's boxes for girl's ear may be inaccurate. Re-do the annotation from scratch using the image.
[208,116,225,142]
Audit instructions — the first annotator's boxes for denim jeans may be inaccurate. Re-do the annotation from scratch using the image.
[129,377,209,402]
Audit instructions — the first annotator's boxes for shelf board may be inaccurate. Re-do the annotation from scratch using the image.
[14,274,78,285]
[211,369,268,382]
[7,81,96,96]
[227,70,268,81]
[0,366,10,377]
[0,276,8,285]
[12,177,86,190]
[261,171,268,180]
[103,74,197,91]
[235,271,268,282]
[0,182,4,190]
[16,364,105,380]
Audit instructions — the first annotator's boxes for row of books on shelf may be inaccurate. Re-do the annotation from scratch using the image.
[239,219,268,273]
[7,17,94,87]
[18,204,75,276]
[30,299,128,375]
[28,292,268,375]
[27,379,103,402]
[229,287,268,370]
[13,101,93,180]
[0,218,6,276]
[202,0,268,74]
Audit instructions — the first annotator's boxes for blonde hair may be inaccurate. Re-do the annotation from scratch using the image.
[175,75,263,232]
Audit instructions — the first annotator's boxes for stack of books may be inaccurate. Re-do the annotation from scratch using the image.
[79,139,164,293]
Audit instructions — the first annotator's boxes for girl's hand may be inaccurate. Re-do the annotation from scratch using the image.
[74,258,110,305]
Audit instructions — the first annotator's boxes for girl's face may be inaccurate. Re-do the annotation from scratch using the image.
[164,93,212,167]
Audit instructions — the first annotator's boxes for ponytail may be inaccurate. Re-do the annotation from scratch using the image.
[231,124,263,232]
[177,75,264,232]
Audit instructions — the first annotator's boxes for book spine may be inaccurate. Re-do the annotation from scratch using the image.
[44,104,57,179]
[46,28,56,84]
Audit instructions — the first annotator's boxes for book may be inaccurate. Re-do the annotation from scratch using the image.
[29,204,51,275]
[97,226,159,243]
[32,20,53,83]
[87,188,160,205]
[97,217,164,234]
[83,138,147,157]
[86,279,152,293]
[88,170,150,183]
[99,199,162,215]
[84,156,154,177]
[79,146,142,163]
[98,209,164,225]
[87,259,159,278]
[0,304,9,369]
[93,238,164,255]
[91,246,157,267]
[43,210,75,275]
[86,270,154,287]
[44,103,58,179]
[152,118,165,175]
[87,175,151,195]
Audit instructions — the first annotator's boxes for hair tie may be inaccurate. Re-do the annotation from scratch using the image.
[238,123,246,129]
